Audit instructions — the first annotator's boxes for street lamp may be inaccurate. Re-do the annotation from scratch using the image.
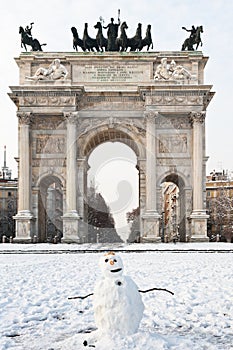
[161,211,165,243]
[96,227,100,243]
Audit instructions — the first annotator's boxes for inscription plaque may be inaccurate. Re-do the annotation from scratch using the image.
[73,63,150,83]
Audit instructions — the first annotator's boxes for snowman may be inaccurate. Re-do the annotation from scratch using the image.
[68,251,174,347]
[83,251,144,347]
[94,251,144,334]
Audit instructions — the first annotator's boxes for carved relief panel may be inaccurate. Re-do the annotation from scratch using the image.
[35,135,66,154]
[158,134,188,154]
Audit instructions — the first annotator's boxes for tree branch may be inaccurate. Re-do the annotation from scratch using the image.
[68,293,94,300]
[138,287,174,295]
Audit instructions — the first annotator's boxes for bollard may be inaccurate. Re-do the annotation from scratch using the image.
[53,236,58,244]
[33,235,37,244]
[2,235,6,243]
[9,236,13,243]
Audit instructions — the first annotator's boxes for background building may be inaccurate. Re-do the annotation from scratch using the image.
[0,147,17,241]
[206,170,233,242]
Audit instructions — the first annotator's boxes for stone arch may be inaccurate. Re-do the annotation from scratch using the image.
[158,171,190,242]
[37,174,64,242]
[78,123,145,159]
[36,171,65,189]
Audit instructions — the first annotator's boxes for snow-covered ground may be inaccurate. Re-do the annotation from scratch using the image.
[0,247,232,349]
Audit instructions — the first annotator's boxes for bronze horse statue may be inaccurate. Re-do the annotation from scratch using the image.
[138,24,153,51]
[19,26,46,51]
[94,22,108,52]
[117,22,149,52]
[71,27,86,51]
[116,21,129,51]
[127,23,142,51]
[182,26,203,51]
[83,23,100,52]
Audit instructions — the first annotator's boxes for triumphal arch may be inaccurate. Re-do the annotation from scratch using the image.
[10,50,214,242]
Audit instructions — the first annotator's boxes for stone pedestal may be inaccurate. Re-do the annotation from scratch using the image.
[62,212,80,243]
[142,211,161,242]
[190,211,209,242]
[13,211,35,242]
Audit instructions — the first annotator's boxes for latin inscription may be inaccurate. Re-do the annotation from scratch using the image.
[73,64,149,83]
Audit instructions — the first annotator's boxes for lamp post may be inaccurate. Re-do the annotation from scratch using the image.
[161,211,165,243]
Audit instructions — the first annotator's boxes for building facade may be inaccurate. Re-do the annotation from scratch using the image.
[206,171,233,242]
[9,51,214,242]
[0,149,17,241]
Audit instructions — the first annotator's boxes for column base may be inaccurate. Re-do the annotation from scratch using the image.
[13,211,35,242]
[190,211,209,242]
[141,211,161,243]
[62,212,81,243]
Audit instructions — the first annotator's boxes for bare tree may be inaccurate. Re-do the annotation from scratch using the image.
[207,184,233,242]
[87,184,123,243]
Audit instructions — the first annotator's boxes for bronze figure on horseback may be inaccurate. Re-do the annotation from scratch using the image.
[19,23,46,51]
[181,25,203,51]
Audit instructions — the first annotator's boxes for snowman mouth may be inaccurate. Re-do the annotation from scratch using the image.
[110,268,122,273]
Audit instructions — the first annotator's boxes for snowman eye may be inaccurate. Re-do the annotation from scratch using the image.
[114,259,117,262]
[105,259,109,263]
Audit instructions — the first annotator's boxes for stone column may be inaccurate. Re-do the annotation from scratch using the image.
[142,110,161,242]
[77,158,88,242]
[13,112,34,242]
[190,111,209,241]
[62,112,80,242]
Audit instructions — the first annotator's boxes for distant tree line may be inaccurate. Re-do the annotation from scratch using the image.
[87,184,123,243]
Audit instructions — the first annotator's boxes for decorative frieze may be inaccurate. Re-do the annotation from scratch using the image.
[22,95,75,107]
[156,115,191,129]
[157,158,190,166]
[31,116,64,130]
[78,95,144,111]
[32,158,66,167]
[147,95,203,106]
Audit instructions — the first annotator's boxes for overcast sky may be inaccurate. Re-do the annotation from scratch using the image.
[0,0,233,176]
[0,0,233,234]
[1,0,232,176]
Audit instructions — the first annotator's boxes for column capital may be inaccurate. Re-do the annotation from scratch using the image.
[144,110,159,122]
[63,111,79,124]
[17,112,32,125]
[189,111,206,125]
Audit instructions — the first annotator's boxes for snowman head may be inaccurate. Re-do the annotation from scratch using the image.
[99,252,124,278]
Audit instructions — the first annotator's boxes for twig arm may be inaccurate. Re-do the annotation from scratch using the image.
[68,293,94,300]
[138,287,174,295]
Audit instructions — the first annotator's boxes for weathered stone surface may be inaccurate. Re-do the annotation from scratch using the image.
[9,51,214,242]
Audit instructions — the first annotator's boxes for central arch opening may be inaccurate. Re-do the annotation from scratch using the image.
[87,142,139,242]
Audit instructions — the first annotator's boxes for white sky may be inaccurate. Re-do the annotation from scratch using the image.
[0,0,233,176]
[0,0,233,233]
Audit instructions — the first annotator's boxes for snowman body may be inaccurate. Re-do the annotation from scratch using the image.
[93,252,144,336]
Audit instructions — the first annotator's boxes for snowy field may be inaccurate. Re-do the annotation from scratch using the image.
[0,247,232,349]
